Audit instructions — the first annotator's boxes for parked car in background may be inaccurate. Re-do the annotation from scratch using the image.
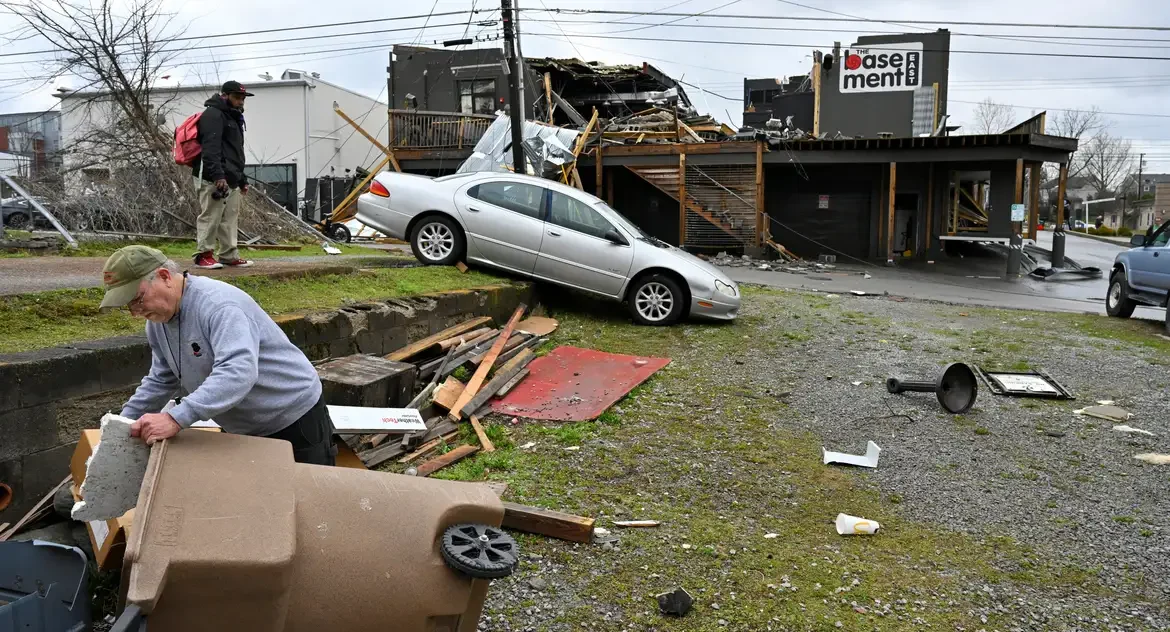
[356,171,740,325]
[1106,219,1170,331]
[2,196,38,229]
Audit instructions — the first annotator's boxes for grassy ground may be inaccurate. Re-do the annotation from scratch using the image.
[394,287,1169,631]
[0,266,504,353]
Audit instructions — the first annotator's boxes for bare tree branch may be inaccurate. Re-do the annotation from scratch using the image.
[970,98,1015,135]
[1082,129,1134,197]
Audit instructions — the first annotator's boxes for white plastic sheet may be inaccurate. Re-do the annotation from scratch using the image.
[458,113,581,177]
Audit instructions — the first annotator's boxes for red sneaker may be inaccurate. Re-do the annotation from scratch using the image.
[193,252,223,269]
[219,258,253,268]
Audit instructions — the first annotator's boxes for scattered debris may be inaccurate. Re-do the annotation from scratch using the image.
[516,316,559,337]
[469,415,495,453]
[974,367,1075,399]
[886,362,978,414]
[455,261,469,273]
[449,305,528,421]
[656,587,695,617]
[416,444,479,476]
[563,446,581,451]
[457,349,536,419]
[493,346,670,421]
[1096,400,1115,405]
[1075,405,1132,422]
[849,290,866,296]
[835,513,880,536]
[613,520,660,528]
[1133,453,1170,465]
[822,441,882,469]
[851,381,863,386]
[763,533,780,539]
[519,442,536,450]
[1029,266,1102,281]
[501,502,595,543]
[1113,425,1155,436]
[322,242,342,255]
[328,406,426,433]
[385,316,493,362]
[72,414,149,522]
[0,476,71,542]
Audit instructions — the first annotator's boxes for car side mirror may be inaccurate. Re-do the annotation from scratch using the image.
[603,229,629,246]
[1131,234,1146,247]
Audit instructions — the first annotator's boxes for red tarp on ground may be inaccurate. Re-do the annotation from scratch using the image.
[491,346,670,421]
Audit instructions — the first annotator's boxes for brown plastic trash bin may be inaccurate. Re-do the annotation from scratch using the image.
[121,431,507,632]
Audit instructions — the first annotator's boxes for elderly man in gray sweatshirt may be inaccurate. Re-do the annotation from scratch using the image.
[98,245,336,465]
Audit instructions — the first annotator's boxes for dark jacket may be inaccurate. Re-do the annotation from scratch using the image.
[195,96,247,188]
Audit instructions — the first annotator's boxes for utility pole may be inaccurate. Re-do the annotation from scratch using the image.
[501,0,526,174]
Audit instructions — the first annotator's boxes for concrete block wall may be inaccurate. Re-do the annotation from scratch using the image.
[0,283,532,524]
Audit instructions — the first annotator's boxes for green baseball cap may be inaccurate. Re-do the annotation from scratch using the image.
[99,245,168,309]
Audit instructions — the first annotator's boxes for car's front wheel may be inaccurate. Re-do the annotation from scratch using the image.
[628,274,685,326]
[409,215,464,266]
[1106,270,1136,318]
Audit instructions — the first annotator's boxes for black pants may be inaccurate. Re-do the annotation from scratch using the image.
[264,396,337,466]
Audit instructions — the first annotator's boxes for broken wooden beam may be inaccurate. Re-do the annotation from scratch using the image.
[416,444,478,476]
[470,333,528,365]
[496,368,529,397]
[456,348,535,419]
[358,418,458,468]
[438,327,493,351]
[469,415,495,453]
[448,304,527,421]
[501,502,595,543]
[385,316,492,362]
[400,430,460,463]
[432,376,466,411]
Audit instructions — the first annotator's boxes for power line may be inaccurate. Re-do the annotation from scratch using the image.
[0,8,486,59]
[949,99,1170,120]
[601,0,743,35]
[521,17,1170,49]
[520,29,1170,62]
[531,7,1170,33]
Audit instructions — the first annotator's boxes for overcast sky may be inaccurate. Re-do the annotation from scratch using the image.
[2,0,1168,171]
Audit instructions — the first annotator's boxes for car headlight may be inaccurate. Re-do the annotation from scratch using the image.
[714,279,738,298]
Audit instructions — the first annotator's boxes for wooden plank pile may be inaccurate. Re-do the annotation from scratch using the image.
[339,306,554,471]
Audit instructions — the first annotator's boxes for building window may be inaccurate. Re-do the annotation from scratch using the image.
[459,80,496,115]
[244,163,297,212]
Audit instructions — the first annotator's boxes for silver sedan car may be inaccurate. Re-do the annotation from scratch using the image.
[356,171,740,325]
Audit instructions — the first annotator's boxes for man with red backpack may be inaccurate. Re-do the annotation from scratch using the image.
[190,81,255,269]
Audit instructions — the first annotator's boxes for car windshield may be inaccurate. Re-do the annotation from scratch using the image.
[592,201,649,239]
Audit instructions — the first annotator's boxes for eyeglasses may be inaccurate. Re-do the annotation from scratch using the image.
[126,287,147,311]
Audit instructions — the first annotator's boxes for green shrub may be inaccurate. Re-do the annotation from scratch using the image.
[1096,226,1116,237]
[1118,227,1133,237]
[1086,227,1099,235]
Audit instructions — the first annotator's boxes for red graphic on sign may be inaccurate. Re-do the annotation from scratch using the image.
[845,54,862,70]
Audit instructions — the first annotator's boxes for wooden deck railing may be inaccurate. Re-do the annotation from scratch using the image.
[388,109,496,150]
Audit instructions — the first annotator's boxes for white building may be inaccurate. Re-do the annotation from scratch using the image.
[57,70,387,208]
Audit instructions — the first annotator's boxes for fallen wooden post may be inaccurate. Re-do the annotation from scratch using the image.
[501,502,595,543]
[457,348,535,419]
[448,304,527,421]
[400,431,460,463]
[469,415,495,453]
[416,444,478,476]
[0,476,70,542]
[496,368,529,397]
[385,316,492,362]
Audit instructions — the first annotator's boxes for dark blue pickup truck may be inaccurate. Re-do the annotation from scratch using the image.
[1106,219,1170,330]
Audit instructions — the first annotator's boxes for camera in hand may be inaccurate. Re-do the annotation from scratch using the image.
[212,186,228,200]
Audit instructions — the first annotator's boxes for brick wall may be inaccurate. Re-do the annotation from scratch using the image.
[0,283,531,523]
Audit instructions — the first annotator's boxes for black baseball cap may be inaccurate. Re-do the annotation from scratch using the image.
[221,80,255,96]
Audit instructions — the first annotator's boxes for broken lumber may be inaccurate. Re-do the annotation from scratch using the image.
[457,348,535,419]
[417,444,478,476]
[385,316,492,362]
[496,336,544,367]
[469,415,495,453]
[0,476,70,542]
[470,333,529,365]
[432,376,466,411]
[400,431,460,463]
[501,502,595,543]
[496,368,529,397]
[448,304,527,421]
[455,261,469,273]
[438,327,493,350]
[358,418,458,467]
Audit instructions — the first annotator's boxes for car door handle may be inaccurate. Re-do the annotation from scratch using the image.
[547,230,562,237]
[467,206,481,213]
[1155,252,1160,257]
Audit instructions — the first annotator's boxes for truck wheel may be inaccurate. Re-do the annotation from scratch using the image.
[1106,270,1136,318]
[440,523,519,579]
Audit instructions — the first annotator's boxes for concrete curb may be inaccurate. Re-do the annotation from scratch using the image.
[1064,231,1131,248]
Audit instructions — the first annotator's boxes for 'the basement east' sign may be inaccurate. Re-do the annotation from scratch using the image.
[839,42,923,93]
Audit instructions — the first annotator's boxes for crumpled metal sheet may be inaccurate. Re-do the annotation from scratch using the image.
[458,114,580,177]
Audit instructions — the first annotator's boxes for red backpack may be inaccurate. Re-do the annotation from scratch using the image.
[173,111,202,166]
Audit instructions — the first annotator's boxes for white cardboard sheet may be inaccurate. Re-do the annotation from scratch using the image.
[822,441,881,468]
[327,406,427,434]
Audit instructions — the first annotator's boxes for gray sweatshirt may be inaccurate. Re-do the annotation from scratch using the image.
[121,274,322,436]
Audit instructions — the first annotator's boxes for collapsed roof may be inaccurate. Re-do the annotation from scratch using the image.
[525,57,692,126]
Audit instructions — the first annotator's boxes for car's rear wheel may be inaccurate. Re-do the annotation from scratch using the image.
[628,274,684,326]
[410,215,464,266]
[1106,270,1136,318]
[5,212,28,229]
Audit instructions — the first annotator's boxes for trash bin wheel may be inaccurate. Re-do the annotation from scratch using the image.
[440,523,519,579]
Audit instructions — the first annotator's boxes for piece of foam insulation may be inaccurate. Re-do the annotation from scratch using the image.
[72,414,150,522]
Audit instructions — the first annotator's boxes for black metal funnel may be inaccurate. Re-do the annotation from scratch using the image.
[886,362,978,414]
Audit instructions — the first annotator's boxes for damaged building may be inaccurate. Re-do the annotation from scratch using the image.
[383,36,1078,271]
